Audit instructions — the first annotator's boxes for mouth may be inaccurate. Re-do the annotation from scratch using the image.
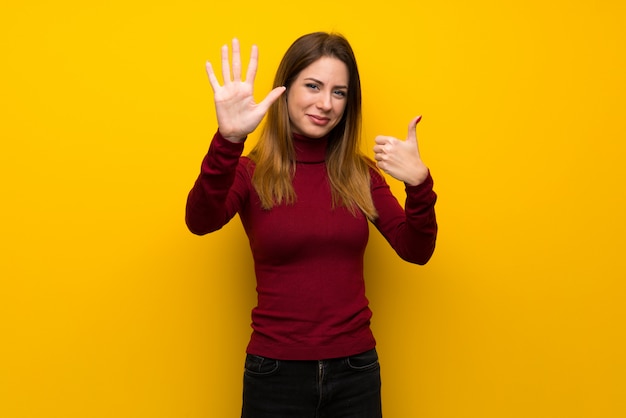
[307,114,331,126]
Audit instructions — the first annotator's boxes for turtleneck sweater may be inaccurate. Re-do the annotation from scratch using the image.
[186,131,437,360]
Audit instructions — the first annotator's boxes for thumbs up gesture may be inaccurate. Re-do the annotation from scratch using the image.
[373,116,430,186]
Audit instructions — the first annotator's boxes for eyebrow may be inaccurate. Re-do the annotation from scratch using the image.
[304,77,348,90]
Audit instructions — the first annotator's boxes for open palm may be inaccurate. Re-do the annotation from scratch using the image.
[205,38,285,143]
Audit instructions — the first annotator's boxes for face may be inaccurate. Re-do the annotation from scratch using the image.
[287,56,349,139]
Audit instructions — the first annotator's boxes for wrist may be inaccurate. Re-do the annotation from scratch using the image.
[218,128,246,143]
[406,166,429,186]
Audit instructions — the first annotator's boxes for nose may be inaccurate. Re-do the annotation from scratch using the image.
[316,93,332,111]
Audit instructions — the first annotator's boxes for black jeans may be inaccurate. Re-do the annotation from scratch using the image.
[241,348,382,418]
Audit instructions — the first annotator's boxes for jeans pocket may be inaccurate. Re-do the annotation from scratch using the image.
[346,349,379,371]
[244,354,280,376]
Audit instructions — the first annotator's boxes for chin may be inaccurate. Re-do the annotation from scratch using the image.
[305,131,329,139]
[302,125,337,139]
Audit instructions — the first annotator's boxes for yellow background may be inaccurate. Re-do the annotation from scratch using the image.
[1,1,625,417]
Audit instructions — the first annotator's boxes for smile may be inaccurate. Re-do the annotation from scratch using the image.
[307,114,331,126]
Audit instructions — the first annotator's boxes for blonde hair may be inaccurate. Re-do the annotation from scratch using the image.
[249,32,378,220]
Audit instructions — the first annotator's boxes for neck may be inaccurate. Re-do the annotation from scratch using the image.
[293,133,328,163]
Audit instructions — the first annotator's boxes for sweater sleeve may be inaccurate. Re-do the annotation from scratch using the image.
[185,131,250,235]
[370,169,438,265]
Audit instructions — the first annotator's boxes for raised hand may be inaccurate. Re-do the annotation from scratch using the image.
[373,116,430,186]
[205,38,286,143]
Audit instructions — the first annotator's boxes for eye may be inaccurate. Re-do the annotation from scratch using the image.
[305,83,320,90]
[334,89,347,98]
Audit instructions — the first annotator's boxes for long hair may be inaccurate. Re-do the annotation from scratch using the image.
[248,32,378,220]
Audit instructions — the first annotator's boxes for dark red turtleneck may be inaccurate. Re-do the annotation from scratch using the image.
[186,131,437,360]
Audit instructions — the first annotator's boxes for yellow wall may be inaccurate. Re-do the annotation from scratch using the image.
[1,1,625,417]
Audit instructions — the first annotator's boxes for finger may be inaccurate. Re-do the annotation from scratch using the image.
[373,143,388,153]
[374,135,391,145]
[256,86,286,113]
[245,44,259,84]
[221,44,231,83]
[205,61,220,92]
[231,38,242,81]
[406,115,422,144]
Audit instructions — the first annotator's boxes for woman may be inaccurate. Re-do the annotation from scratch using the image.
[186,32,437,418]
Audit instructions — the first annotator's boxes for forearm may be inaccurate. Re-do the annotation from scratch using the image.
[401,173,438,263]
[185,131,245,235]
[372,171,438,265]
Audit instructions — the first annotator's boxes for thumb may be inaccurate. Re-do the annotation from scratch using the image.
[258,86,286,113]
[406,115,422,144]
